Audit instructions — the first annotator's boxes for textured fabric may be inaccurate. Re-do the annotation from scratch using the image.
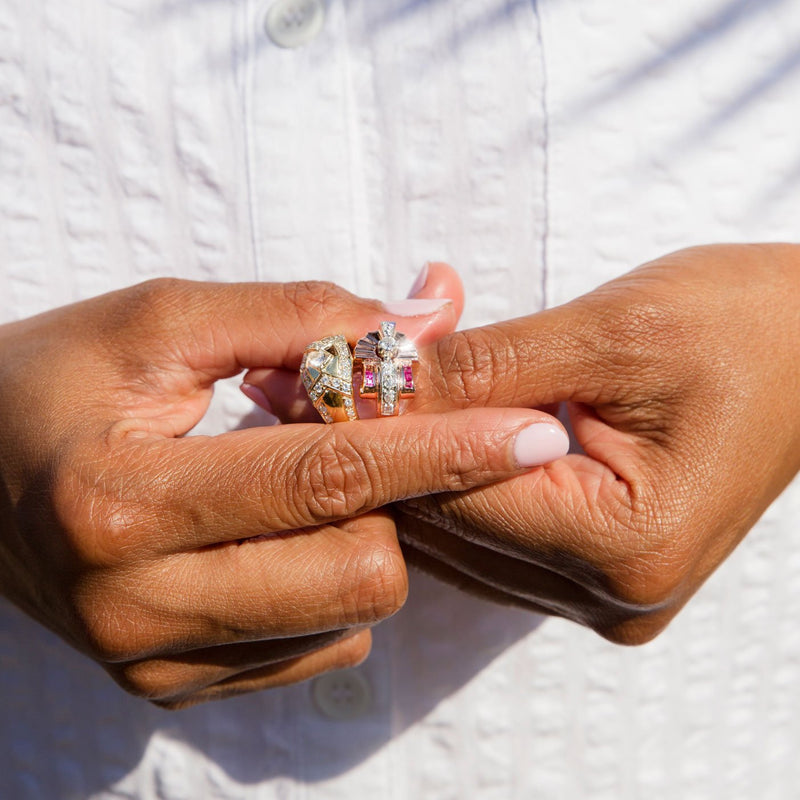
[1,0,799,797]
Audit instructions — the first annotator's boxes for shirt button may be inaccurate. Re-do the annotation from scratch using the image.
[311,669,372,721]
[264,0,326,49]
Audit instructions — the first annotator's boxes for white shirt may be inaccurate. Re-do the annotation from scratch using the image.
[1,0,799,797]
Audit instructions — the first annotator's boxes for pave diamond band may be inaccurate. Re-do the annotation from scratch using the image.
[354,321,418,417]
[300,334,359,423]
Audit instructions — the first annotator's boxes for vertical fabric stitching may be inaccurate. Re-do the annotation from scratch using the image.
[531,0,550,310]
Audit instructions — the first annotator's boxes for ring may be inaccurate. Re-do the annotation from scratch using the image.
[300,334,359,423]
[354,321,418,416]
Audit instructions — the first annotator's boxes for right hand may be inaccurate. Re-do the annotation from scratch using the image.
[0,278,566,708]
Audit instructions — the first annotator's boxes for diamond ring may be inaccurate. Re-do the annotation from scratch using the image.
[354,322,418,417]
[300,334,359,423]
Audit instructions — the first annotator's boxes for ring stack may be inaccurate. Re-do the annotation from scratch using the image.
[300,334,359,423]
[354,321,418,417]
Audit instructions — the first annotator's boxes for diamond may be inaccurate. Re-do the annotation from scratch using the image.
[382,369,397,391]
[380,321,397,338]
[310,383,325,401]
[377,337,399,360]
[306,351,326,370]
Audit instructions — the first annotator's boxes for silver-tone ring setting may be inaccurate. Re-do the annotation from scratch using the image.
[354,321,418,417]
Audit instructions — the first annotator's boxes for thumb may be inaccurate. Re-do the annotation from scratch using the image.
[112,278,457,381]
[403,262,465,323]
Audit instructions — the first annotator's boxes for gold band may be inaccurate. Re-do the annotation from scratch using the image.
[300,335,359,423]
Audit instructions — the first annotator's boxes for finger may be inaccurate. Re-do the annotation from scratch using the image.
[411,305,594,414]
[411,259,708,419]
[406,262,466,322]
[110,628,361,703]
[106,406,570,551]
[401,453,630,589]
[73,513,404,660]
[396,509,623,627]
[90,278,458,384]
[402,543,545,610]
[150,631,373,709]
[398,448,683,644]
[398,533,672,645]
[241,368,320,423]
[405,299,675,499]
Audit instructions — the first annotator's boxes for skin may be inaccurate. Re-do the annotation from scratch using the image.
[3,244,798,707]
[0,279,564,708]
[403,244,800,643]
[257,245,800,646]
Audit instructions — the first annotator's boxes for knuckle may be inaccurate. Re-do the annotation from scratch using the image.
[433,327,512,407]
[595,612,672,647]
[338,540,408,624]
[131,276,189,304]
[579,293,694,391]
[75,590,143,664]
[293,431,376,523]
[51,446,152,567]
[593,499,694,614]
[410,416,492,495]
[108,277,192,332]
[604,554,685,615]
[51,462,129,568]
[282,281,361,321]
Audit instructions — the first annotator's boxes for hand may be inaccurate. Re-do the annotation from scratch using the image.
[392,245,800,643]
[0,278,568,707]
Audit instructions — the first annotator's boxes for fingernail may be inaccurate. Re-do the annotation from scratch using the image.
[383,297,452,316]
[513,423,569,468]
[240,382,274,414]
[407,263,430,298]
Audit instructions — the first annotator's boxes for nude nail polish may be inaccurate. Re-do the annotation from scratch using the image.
[382,297,452,316]
[513,423,570,468]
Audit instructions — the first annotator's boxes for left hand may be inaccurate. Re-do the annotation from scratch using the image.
[1,277,532,707]
[396,245,800,643]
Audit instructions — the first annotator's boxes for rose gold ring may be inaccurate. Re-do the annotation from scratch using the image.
[354,321,418,417]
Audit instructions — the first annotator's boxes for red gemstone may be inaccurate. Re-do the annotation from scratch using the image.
[403,365,414,390]
[364,367,376,388]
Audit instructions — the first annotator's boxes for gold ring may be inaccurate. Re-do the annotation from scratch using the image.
[354,321,418,417]
[300,335,359,423]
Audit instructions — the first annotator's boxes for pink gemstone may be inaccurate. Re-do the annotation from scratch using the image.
[364,367,376,388]
[403,365,414,390]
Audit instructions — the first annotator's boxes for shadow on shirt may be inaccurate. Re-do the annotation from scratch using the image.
[0,572,544,791]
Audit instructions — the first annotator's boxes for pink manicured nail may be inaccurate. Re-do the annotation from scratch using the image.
[408,263,430,298]
[513,423,569,468]
[240,382,274,414]
[383,297,452,316]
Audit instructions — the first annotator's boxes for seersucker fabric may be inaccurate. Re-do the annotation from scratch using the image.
[1,0,800,797]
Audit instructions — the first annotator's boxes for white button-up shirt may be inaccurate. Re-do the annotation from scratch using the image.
[1,0,799,797]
